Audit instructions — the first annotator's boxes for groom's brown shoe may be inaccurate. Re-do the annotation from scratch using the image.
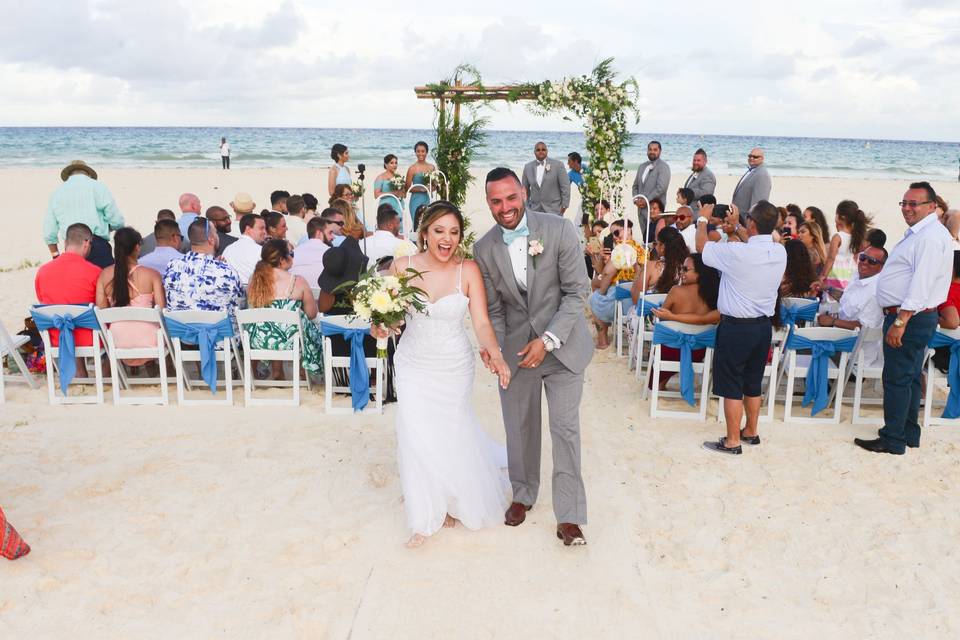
[504,502,531,526]
[556,523,586,546]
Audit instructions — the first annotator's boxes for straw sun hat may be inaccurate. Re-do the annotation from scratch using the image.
[60,160,97,181]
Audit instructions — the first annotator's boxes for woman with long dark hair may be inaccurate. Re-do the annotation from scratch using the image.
[803,206,831,244]
[797,221,828,279]
[780,239,820,298]
[823,199,872,293]
[327,143,351,197]
[405,141,436,228]
[244,239,324,380]
[374,153,405,216]
[95,226,165,365]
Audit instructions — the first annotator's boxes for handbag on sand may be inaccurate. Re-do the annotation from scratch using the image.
[0,505,31,560]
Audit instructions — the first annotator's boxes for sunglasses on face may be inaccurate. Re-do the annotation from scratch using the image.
[858,252,884,266]
[748,154,763,159]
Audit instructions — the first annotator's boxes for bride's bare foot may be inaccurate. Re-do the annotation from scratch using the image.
[405,534,427,548]
[443,515,458,528]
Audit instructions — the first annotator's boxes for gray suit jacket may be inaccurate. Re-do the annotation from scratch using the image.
[521,158,571,214]
[731,165,772,214]
[473,211,593,375]
[631,159,671,206]
[683,167,717,209]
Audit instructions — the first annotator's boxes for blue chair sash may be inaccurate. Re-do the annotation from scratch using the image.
[651,323,716,405]
[321,322,372,412]
[614,283,632,301]
[928,331,960,419]
[780,299,819,328]
[635,298,663,317]
[785,333,858,416]
[164,316,235,393]
[30,305,101,394]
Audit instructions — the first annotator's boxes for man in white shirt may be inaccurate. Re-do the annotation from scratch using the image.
[817,245,886,370]
[856,182,954,455]
[674,205,697,253]
[284,195,308,246]
[221,213,267,285]
[696,200,786,455]
[138,219,184,279]
[291,216,336,287]
[364,204,414,266]
[220,137,230,169]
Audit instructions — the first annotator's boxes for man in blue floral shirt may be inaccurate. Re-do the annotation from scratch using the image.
[163,218,244,321]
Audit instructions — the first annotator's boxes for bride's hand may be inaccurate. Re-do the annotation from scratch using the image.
[370,323,391,339]
[488,353,511,389]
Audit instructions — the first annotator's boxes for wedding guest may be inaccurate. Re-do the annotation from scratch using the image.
[222,213,267,285]
[632,141,671,241]
[803,206,832,249]
[697,201,786,455]
[263,211,288,242]
[329,183,355,206]
[932,252,960,373]
[631,226,688,302]
[941,209,960,249]
[935,195,950,218]
[797,221,828,280]
[163,218,243,320]
[95,227,165,365]
[676,187,695,209]
[43,160,123,267]
[245,239,324,380]
[328,143,351,196]
[817,245,887,371]
[682,148,717,212]
[291,216,335,286]
[220,137,230,169]
[206,205,237,256]
[856,182,952,455]
[331,198,367,241]
[302,193,319,220]
[176,193,202,239]
[823,200,872,294]
[269,190,289,215]
[284,195,308,246]
[584,219,608,278]
[364,204,413,266]
[780,240,820,299]
[567,152,585,188]
[731,148,772,216]
[229,192,256,219]
[648,197,671,241]
[782,208,802,240]
[374,154,405,216]
[139,209,177,256]
[588,220,641,349]
[138,219,183,278]
[35,222,102,373]
[649,254,721,389]
[674,206,697,253]
[320,206,347,247]
[521,141,571,215]
[866,228,887,250]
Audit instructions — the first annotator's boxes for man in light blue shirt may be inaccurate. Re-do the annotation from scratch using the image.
[138,219,184,279]
[43,160,124,268]
[856,181,954,455]
[697,200,786,455]
[177,193,202,242]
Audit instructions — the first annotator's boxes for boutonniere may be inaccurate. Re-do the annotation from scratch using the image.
[544,164,552,172]
[528,238,544,266]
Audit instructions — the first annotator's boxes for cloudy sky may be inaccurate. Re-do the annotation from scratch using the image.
[1,0,957,141]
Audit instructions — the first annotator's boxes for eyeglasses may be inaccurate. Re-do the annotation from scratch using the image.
[858,252,884,266]
[748,154,763,159]
[899,200,932,208]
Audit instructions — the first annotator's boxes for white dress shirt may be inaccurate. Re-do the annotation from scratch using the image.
[363,229,409,265]
[702,235,786,318]
[679,224,697,254]
[506,234,528,291]
[535,161,545,187]
[285,215,307,246]
[290,239,329,288]
[876,212,953,311]
[221,234,263,285]
[838,273,884,369]
[641,164,652,185]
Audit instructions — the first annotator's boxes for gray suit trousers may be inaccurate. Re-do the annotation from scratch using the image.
[499,352,587,524]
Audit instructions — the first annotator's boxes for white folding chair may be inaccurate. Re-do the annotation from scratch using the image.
[0,318,40,403]
[237,308,311,406]
[649,320,716,421]
[629,293,668,395]
[923,327,960,428]
[846,326,885,425]
[163,310,241,406]
[321,315,384,415]
[95,306,171,405]
[783,327,858,424]
[31,304,105,405]
[613,283,634,359]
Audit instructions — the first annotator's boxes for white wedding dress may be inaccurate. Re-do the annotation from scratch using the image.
[394,263,510,537]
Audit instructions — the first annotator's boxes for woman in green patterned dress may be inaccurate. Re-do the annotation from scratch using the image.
[245,239,324,380]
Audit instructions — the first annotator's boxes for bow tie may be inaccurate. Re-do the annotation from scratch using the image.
[501,216,530,244]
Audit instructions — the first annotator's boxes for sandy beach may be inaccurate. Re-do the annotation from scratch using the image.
[3,168,960,638]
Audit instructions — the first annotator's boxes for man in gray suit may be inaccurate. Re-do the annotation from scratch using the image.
[731,147,772,215]
[631,140,671,242]
[683,148,717,212]
[521,142,571,215]
[474,167,592,547]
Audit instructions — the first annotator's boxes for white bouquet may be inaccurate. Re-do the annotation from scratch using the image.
[390,173,405,192]
[336,266,427,357]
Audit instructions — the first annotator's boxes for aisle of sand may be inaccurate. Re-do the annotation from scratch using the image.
[2,168,960,637]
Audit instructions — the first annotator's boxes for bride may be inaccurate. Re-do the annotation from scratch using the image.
[379,201,512,548]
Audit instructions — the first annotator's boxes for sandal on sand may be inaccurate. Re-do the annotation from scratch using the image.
[739,429,761,446]
[702,437,742,455]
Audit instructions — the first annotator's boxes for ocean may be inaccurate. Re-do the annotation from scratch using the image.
[1,127,958,181]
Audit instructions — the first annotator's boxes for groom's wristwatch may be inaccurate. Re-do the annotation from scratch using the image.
[540,335,557,352]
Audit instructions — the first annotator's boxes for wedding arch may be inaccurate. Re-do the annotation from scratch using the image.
[414,58,641,218]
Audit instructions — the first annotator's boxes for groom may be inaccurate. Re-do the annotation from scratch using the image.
[474,167,593,546]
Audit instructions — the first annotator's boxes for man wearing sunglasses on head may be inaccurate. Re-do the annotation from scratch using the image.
[855,182,953,455]
[817,245,887,370]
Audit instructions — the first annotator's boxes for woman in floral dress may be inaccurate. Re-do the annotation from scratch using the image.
[244,239,324,379]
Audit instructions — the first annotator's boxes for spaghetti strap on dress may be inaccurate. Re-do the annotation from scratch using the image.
[108,264,162,365]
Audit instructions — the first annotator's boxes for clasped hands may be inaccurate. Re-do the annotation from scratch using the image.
[478,347,513,389]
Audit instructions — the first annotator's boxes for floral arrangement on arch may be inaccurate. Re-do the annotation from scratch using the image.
[530,58,640,222]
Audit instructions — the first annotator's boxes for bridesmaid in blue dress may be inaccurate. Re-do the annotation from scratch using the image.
[327,143,351,197]
[405,140,436,230]
[373,154,405,218]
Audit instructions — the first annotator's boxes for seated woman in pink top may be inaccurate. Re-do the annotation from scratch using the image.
[95,227,166,365]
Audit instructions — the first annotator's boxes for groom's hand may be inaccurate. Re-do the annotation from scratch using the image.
[517,338,546,368]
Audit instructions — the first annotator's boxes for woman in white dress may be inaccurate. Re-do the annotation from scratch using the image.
[379,201,512,548]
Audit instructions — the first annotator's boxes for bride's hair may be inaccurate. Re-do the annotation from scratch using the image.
[417,201,464,253]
